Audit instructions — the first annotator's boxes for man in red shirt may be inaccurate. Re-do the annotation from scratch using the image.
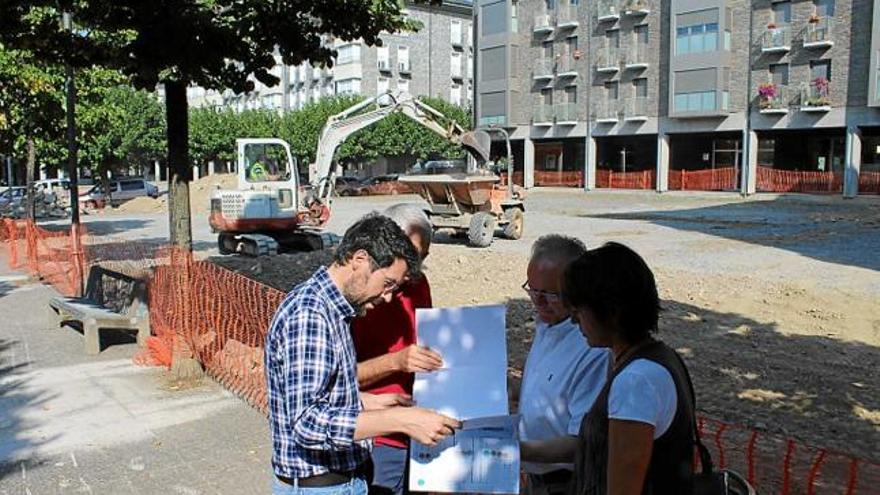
[351,204,443,495]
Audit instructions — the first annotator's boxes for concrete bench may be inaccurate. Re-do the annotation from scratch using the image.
[49,266,150,355]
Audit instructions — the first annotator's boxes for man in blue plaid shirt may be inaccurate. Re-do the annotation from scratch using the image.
[266,213,461,495]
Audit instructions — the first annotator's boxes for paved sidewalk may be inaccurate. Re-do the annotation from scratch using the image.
[0,268,272,494]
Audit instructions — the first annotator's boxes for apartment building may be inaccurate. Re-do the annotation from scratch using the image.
[475,0,880,196]
[189,1,474,113]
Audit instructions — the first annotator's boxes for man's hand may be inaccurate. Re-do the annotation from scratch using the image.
[392,344,443,373]
[396,407,462,446]
[362,392,413,411]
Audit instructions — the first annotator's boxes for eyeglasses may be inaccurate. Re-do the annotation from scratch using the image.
[521,281,561,303]
[382,278,401,294]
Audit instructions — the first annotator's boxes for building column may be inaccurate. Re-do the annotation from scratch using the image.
[844,125,862,198]
[208,160,216,176]
[524,136,535,189]
[154,160,161,182]
[656,133,670,192]
[741,129,758,195]
[228,160,234,174]
[192,164,200,181]
[585,134,597,191]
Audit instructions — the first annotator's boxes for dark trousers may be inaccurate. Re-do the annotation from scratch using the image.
[369,444,409,495]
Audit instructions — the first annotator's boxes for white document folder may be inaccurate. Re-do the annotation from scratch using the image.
[408,305,520,494]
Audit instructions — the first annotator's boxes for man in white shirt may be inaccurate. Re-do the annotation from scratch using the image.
[518,235,611,495]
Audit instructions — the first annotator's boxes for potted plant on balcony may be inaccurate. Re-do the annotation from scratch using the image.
[808,12,820,23]
[767,21,777,29]
[758,82,778,108]
[624,0,648,13]
[810,76,830,106]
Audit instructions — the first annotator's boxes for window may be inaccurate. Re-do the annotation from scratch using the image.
[814,0,834,17]
[479,91,506,125]
[674,68,719,112]
[466,23,473,46]
[635,25,649,45]
[378,77,390,95]
[312,85,321,101]
[398,46,410,72]
[634,78,648,97]
[468,53,474,78]
[398,78,410,93]
[542,88,553,105]
[377,46,390,70]
[811,60,831,81]
[336,78,361,95]
[511,2,519,33]
[676,9,720,55]
[607,29,620,49]
[481,1,507,36]
[451,83,462,106]
[120,180,144,191]
[336,44,361,65]
[451,20,463,45]
[546,0,556,9]
[481,46,507,81]
[567,36,579,54]
[773,2,791,24]
[770,63,789,86]
[543,41,554,59]
[565,86,577,103]
[605,81,619,100]
[452,52,463,78]
[724,8,732,51]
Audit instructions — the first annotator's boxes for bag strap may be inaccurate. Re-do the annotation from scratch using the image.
[672,350,714,475]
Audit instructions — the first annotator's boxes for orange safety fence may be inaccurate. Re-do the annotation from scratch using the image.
[596,169,656,190]
[4,225,880,493]
[857,171,880,194]
[499,172,525,187]
[1,219,85,297]
[756,166,844,194]
[534,171,584,187]
[669,167,738,191]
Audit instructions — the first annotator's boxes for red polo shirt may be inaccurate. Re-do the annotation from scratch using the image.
[351,276,432,449]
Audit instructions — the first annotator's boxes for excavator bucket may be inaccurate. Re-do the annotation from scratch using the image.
[460,130,492,164]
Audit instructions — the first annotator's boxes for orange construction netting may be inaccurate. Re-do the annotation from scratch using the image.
[2,221,880,493]
[668,167,738,191]
[596,169,656,190]
[756,166,844,194]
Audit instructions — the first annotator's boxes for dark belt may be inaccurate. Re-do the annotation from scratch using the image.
[532,469,573,484]
[277,471,354,487]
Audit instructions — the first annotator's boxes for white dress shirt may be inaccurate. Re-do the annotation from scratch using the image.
[518,317,611,474]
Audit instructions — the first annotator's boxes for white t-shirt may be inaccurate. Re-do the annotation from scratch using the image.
[519,317,611,474]
[608,359,678,439]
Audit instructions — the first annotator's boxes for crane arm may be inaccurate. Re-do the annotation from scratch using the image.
[312,91,485,200]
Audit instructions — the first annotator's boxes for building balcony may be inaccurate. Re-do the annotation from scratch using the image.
[398,62,412,74]
[595,100,620,123]
[596,49,620,73]
[377,59,392,73]
[597,0,620,22]
[804,16,833,48]
[533,59,555,81]
[534,14,554,35]
[533,104,555,126]
[451,30,463,48]
[555,103,578,125]
[556,56,579,80]
[758,84,790,114]
[799,80,831,112]
[761,25,791,53]
[556,5,579,29]
[622,0,650,16]
[624,45,649,70]
[624,97,649,121]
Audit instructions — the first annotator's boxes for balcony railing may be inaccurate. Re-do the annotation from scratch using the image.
[597,0,620,21]
[596,99,620,122]
[377,59,391,72]
[533,104,554,125]
[622,0,650,15]
[556,4,579,28]
[398,62,411,73]
[556,56,579,78]
[534,14,553,34]
[451,28,463,47]
[596,48,620,72]
[624,97,649,120]
[555,103,578,124]
[761,25,791,52]
[624,43,648,69]
[799,80,831,111]
[533,58,555,80]
[804,16,833,47]
[758,84,790,113]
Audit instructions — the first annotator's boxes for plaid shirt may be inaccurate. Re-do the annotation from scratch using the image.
[265,266,370,479]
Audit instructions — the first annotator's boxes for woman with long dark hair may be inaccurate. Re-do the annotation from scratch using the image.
[563,242,697,495]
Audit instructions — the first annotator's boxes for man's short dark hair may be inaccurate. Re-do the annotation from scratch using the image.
[334,213,421,277]
[562,242,660,344]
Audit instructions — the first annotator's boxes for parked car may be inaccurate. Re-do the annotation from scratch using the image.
[0,186,26,210]
[335,176,369,196]
[81,178,159,207]
[409,160,467,175]
[361,174,413,195]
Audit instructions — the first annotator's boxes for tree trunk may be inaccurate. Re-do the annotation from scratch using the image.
[25,137,35,221]
[164,81,193,251]
[163,81,202,381]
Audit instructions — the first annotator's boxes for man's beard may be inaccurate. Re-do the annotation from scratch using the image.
[344,271,372,316]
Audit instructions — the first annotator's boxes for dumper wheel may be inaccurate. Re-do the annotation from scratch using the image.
[502,208,524,240]
[468,212,496,248]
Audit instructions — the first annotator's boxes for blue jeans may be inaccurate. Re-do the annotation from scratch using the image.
[271,474,368,495]
[369,445,409,495]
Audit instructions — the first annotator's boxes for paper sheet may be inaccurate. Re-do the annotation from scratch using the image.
[408,305,519,494]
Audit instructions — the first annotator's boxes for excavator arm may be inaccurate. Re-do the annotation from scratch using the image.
[311,91,489,200]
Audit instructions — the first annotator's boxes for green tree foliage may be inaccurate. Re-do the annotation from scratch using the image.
[277,95,363,165]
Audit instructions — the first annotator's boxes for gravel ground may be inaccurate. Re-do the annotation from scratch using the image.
[81,188,880,461]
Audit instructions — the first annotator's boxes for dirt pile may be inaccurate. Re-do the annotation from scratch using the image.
[100,173,238,215]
